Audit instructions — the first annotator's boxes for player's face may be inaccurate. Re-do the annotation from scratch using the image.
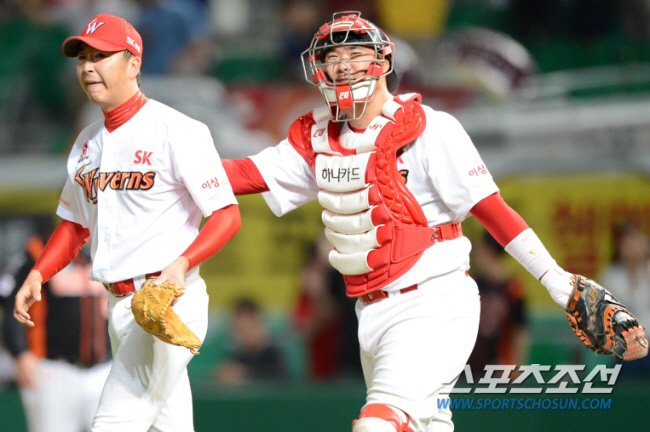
[323,45,380,84]
[76,44,140,111]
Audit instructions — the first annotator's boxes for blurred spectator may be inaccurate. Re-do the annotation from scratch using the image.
[509,0,564,43]
[135,0,216,75]
[209,0,250,36]
[468,231,529,376]
[0,1,74,152]
[599,220,650,376]
[293,238,362,381]
[0,218,111,432]
[38,0,139,36]
[280,0,324,82]
[214,297,286,385]
[323,0,378,23]
[601,220,650,326]
[620,0,650,41]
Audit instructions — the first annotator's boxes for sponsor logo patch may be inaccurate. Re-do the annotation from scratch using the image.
[78,142,90,163]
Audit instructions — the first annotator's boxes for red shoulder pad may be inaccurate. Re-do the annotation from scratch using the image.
[393,96,426,147]
[396,93,422,104]
[287,113,317,168]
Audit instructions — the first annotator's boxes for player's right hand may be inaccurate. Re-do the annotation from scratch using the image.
[13,270,43,328]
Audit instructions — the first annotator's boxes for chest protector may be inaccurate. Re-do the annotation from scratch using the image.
[288,94,459,297]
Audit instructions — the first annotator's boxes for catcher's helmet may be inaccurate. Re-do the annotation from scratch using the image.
[301,11,397,121]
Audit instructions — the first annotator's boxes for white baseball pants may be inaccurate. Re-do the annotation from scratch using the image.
[91,270,209,432]
[356,269,481,432]
[20,359,111,432]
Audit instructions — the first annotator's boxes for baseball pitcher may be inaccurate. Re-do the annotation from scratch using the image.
[13,14,241,432]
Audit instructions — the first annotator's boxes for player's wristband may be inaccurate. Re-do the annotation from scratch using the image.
[539,264,573,308]
[504,228,572,307]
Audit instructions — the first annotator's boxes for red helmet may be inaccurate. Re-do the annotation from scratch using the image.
[301,12,396,121]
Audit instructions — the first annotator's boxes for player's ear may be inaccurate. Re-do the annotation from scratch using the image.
[127,55,141,81]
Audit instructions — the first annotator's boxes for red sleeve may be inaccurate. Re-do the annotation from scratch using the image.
[33,220,90,283]
[222,158,269,195]
[182,204,242,269]
[470,193,529,247]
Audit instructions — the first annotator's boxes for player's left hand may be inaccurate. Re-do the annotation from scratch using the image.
[131,278,201,354]
[154,256,190,305]
[566,275,648,361]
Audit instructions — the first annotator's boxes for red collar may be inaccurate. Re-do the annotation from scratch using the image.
[104,92,149,133]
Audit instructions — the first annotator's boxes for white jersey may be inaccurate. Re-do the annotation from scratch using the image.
[250,104,499,291]
[57,99,237,283]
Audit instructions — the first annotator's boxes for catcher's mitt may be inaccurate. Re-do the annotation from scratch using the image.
[131,278,201,355]
[566,275,648,361]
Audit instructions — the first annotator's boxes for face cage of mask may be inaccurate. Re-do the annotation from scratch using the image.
[301,41,394,122]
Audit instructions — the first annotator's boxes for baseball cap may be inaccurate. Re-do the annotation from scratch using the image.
[62,14,143,58]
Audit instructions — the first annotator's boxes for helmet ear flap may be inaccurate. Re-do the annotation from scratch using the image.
[386,66,399,92]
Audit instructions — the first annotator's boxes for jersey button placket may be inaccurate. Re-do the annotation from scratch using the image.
[95,132,114,278]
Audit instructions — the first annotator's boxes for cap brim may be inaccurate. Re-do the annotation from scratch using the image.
[61,36,126,57]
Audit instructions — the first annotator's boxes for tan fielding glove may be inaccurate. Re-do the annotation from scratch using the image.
[131,278,201,354]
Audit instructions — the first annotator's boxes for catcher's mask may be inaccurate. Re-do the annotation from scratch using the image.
[301,11,397,122]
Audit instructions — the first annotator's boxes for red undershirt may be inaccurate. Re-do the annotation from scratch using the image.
[104,91,149,133]
[34,93,241,282]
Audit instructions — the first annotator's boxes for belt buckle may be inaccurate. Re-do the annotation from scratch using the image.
[361,290,386,305]
[104,282,129,298]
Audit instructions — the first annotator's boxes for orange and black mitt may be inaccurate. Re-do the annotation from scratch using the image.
[131,278,201,354]
[566,275,648,361]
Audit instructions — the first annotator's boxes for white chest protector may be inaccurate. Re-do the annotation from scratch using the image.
[288,94,461,296]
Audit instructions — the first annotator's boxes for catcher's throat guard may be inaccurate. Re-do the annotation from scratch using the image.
[301,11,395,122]
[566,275,648,361]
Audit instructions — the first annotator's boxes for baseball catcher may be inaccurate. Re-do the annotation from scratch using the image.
[218,10,648,432]
[131,278,202,354]
[566,274,648,361]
